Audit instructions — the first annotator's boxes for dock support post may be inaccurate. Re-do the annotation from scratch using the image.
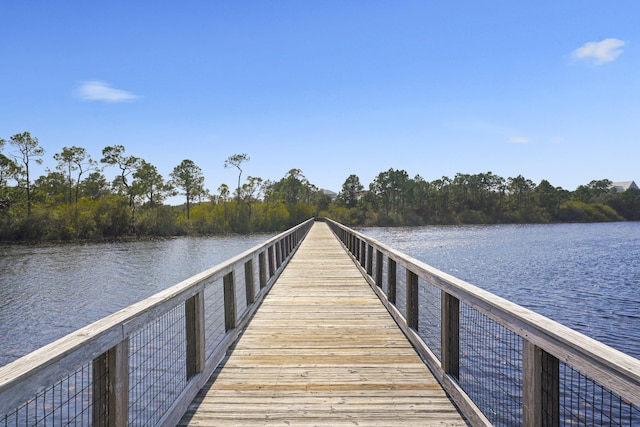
[259,251,267,289]
[523,341,560,427]
[441,292,460,379]
[387,258,397,304]
[375,250,383,288]
[268,246,275,278]
[92,339,129,426]
[224,271,236,332]
[186,291,205,380]
[366,244,373,276]
[275,241,282,268]
[245,259,255,305]
[353,236,359,261]
[406,270,419,330]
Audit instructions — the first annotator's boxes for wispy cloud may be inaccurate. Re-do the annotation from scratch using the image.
[508,136,531,144]
[571,38,626,65]
[76,80,140,102]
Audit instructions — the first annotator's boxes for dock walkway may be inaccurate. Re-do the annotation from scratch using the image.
[179,222,466,426]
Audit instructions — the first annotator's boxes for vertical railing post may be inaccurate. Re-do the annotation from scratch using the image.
[92,340,129,426]
[268,246,275,278]
[523,341,560,427]
[185,291,205,380]
[542,351,560,426]
[366,244,373,276]
[279,238,285,264]
[283,236,288,258]
[406,269,419,330]
[352,235,357,256]
[441,291,460,379]
[259,251,267,289]
[275,241,282,268]
[245,259,255,305]
[387,258,397,304]
[360,240,367,267]
[223,271,236,332]
[354,236,359,260]
[375,250,383,288]
[284,235,290,258]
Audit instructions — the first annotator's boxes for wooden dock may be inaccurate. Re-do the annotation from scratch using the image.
[179,222,467,426]
[4,219,638,426]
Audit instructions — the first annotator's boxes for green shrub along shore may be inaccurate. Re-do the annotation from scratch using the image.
[1,132,639,242]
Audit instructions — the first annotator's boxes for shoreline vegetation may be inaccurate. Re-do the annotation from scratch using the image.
[2,132,639,243]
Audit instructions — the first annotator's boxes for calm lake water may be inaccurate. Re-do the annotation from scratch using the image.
[1,222,639,369]
[363,222,640,360]
[0,234,274,367]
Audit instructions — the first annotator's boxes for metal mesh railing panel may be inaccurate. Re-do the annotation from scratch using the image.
[204,278,225,359]
[128,305,187,427]
[557,362,640,426]
[234,265,248,319]
[395,264,407,318]
[380,256,389,295]
[417,277,442,361]
[327,222,640,427]
[458,301,523,426]
[2,362,94,426]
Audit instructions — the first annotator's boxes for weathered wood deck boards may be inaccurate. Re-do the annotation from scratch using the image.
[179,222,467,426]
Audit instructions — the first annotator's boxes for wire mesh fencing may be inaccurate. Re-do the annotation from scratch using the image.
[458,301,523,426]
[2,362,94,427]
[326,218,640,427]
[128,304,187,427]
[204,277,226,361]
[556,362,640,426]
[1,219,313,427]
[418,277,442,362]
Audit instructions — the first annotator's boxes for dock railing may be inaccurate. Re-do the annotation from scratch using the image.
[323,217,640,426]
[0,218,313,427]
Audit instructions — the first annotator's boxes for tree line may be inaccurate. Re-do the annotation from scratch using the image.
[1,131,638,242]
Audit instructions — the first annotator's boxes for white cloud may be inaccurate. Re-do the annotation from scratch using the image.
[571,38,626,65]
[550,136,566,144]
[76,80,139,102]
[508,136,531,144]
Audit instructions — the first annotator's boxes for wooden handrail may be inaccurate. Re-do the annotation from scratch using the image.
[322,217,640,425]
[0,218,314,425]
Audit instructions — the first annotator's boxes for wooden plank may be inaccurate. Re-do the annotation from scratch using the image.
[180,222,467,426]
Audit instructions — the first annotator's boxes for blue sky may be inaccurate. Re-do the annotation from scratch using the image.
[2,1,638,202]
